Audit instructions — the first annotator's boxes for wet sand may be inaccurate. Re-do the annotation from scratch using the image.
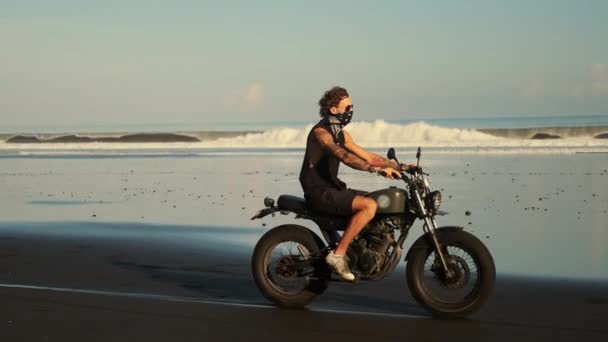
[0,221,606,341]
[0,151,607,340]
[1,152,606,278]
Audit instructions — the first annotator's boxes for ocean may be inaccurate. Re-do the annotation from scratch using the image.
[1,113,607,280]
[1,114,608,156]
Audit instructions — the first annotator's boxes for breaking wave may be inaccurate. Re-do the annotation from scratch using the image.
[1,121,607,154]
[201,121,499,148]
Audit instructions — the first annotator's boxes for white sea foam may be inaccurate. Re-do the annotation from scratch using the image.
[199,121,500,148]
[1,121,607,154]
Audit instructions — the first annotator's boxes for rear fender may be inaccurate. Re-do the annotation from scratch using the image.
[251,208,310,220]
[262,224,328,252]
[250,207,281,220]
[404,226,464,261]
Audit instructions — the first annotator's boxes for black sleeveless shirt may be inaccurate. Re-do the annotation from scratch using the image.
[299,120,347,194]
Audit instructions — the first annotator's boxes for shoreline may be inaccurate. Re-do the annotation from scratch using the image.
[0,120,608,144]
[1,124,608,144]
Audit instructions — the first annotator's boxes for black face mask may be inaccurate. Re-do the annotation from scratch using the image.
[327,105,354,128]
[336,108,353,127]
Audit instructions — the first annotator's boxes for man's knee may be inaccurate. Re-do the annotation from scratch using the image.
[365,198,377,216]
[354,196,376,217]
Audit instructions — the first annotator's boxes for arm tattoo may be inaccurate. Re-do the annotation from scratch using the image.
[327,144,371,170]
[370,155,398,169]
[315,129,371,171]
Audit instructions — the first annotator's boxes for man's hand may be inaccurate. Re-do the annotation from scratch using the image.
[378,167,401,179]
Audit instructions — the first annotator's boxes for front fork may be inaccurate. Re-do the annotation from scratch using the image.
[413,190,455,279]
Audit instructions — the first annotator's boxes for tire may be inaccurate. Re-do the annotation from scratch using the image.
[251,224,329,308]
[406,229,495,319]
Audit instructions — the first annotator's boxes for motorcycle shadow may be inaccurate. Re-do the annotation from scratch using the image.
[108,257,263,302]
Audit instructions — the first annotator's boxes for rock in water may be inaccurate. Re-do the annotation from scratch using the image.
[531,133,561,139]
[5,135,41,143]
[594,133,608,139]
[6,133,200,143]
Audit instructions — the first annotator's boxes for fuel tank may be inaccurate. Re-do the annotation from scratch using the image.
[366,187,408,214]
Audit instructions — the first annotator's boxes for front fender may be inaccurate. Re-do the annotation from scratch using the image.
[404,226,464,261]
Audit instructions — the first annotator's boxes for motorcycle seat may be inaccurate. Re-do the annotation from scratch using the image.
[277,195,308,214]
[276,194,349,233]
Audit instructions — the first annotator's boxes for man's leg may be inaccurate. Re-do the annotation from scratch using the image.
[334,195,377,256]
[325,195,377,280]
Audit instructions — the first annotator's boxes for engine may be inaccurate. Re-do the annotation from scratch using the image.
[347,216,400,279]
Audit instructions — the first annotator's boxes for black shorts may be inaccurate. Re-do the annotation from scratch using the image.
[305,188,367,217]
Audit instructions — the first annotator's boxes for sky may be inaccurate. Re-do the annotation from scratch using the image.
[1,0,607,131]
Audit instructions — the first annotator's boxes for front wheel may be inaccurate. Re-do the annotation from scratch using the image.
[406,229,495,319]
[252,224,329,308]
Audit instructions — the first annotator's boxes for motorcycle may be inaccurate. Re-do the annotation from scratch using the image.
[250,147,495,318]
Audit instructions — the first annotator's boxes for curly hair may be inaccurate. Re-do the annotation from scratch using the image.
[318,86,349,118]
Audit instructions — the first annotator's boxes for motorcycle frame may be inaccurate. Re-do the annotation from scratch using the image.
[405,173,454,279]
[251,147,455,280]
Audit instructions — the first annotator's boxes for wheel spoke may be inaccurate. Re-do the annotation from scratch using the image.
[420,244,481,305]
[265,241,312,295]
[297,245,309,259]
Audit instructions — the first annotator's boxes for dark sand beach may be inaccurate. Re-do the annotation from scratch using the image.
[3,0,607,339]
[0,221,606,341]
[0,151,607,341]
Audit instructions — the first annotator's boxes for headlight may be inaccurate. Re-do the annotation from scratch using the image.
[425,191,442,213]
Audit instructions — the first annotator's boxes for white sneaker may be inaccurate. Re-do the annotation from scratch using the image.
[325,251,355,281]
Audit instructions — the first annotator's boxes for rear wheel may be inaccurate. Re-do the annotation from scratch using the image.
[406,229,495,319]
[252,224,329,308]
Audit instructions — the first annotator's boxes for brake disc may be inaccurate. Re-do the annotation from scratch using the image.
[442,255,470,289]
[274,256,298,279]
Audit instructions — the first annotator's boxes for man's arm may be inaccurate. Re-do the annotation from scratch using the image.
[313,127,375,172]
[342,130,400,169]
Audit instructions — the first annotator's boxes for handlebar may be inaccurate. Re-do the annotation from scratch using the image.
[406,166,429,176]
[378,166,426,181]
[384,147,428,186]
[405,166,420,175]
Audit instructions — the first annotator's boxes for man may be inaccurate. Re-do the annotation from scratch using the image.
[299,86,413,281]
